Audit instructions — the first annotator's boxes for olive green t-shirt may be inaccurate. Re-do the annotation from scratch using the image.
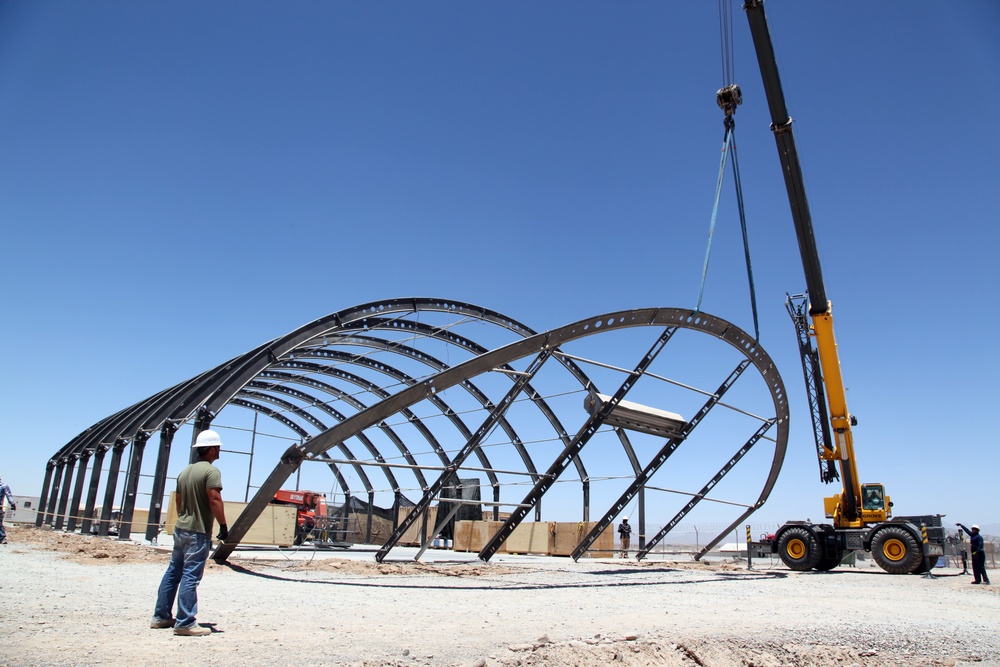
[173,460,223,534]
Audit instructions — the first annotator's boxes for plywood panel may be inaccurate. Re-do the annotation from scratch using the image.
[164,493,296,546]
[130,509,150,533]
[396,506,439,546]
[552,521,614,558]
[498,522,554,555]
[454,520,503,552]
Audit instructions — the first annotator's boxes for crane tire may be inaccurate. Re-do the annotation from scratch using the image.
[777,526,821,571]
[912,555,939,574]
[871,525,922,574]
[815,549,847,571]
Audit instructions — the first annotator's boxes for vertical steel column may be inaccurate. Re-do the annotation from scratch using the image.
[98,440,127,537]
[35,462,56,527]
[145,423,177,542]
[188,407,213,464]
[80,446,108,535]
[493,486,500,521]
[44,460,65,526]
[118,432,149,540]
[65,451,92,532]
[638,485,646,550]
[392,491,401,531]
[244,413,257,502]
[54,457,77,530]
[582,480,590,523]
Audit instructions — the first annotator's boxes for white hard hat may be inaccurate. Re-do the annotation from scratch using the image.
[971,525,980,531]
[193,429,224,449]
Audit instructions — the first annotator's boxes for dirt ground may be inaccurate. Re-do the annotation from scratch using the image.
[2,524,998,667]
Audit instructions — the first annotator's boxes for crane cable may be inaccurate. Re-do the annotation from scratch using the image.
[695,0,761,341]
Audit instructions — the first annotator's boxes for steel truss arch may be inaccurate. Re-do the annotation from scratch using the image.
[40,300,788,567]
[212,305,788,562]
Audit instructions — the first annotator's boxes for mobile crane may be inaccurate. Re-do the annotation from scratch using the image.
[742,0,944,573]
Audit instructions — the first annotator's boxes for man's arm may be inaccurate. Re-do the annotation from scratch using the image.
[956,523,972,537]
[2,485,15,508]
[207,487,227,529]
[207,486,229,542]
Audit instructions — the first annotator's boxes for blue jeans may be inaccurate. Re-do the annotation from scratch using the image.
[154,528,210,628]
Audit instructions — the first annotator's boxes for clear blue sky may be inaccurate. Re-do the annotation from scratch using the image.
[1,1,997,530]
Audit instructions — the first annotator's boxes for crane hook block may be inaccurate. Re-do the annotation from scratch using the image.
[716,84,743,116]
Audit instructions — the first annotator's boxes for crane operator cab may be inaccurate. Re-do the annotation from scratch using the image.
[861,483,891,521]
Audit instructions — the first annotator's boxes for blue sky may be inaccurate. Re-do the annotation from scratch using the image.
[1,1,998,531]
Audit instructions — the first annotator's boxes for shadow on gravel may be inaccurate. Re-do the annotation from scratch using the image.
[219,561,787,591]
[799,568,966,578]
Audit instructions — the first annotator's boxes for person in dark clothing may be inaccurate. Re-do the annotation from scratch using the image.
[618,518,632,558]
[0,476,16,544]
[957,523,990,585]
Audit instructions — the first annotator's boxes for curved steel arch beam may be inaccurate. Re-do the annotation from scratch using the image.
[215,307,788,563]
[195,298,548,422]
[131,351,256,435]
[235,388,375,495]
[293,349,518,483]
[338,315,636,477]
[228,399,352,498]
[273,358,489,489]
[253,371,415,491]
[246,380,400,493]
[237,389,330,433]
[57,382,173,460]
[304,338,547,484]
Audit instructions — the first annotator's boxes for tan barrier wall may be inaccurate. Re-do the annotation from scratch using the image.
[454,520,616,557]
[164,493,297,547]
[396,506,438,546]
[552,521,615,558]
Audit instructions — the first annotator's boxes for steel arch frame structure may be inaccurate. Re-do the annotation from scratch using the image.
[37,299,789,564]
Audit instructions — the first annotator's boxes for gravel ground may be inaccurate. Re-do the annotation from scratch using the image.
[1,524,998,667]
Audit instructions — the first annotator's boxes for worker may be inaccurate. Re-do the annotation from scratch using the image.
[618,518,632,558]
[956,523,990,585]
[151,430,229,636]
[0,476,16,544]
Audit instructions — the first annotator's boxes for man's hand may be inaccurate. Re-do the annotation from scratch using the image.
[216,524,229,542]
[10,505,15,512]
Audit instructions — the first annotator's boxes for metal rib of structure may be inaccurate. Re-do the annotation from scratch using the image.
[37,298,788,564]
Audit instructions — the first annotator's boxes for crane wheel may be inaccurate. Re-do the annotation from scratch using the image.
[777,526,821,571]
[815,550,847,571]
[871,526,922,574]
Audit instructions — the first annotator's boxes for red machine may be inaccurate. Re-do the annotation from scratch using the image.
[272,489,328,545]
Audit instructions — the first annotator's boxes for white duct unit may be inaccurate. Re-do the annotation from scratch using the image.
[584,393,687,439]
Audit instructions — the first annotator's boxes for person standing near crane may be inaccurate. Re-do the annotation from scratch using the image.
[957,523,991,585]
[0,476,16,544]
[618,518,632,558]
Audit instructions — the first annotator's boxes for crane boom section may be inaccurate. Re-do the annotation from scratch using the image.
[743,0,863,526]
[743,2,827,314]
